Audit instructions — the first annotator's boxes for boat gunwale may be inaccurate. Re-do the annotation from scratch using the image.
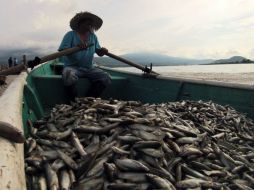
[33,61,254,91]
[0,72,27,190]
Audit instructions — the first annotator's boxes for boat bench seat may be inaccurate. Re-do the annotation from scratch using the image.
[32,75,127,81]
[49,62,115,76]
[46,62,128,82]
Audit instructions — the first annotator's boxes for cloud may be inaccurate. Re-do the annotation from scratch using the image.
[0,0,254,59]
[0,0,76,49]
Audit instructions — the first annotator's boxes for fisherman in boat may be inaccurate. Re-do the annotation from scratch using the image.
[58,12,111,100]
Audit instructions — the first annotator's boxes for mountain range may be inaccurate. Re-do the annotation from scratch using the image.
[0,47,43,65]
[94,52,214,67]
[0,48,253,66]
[95,53,253,67]
[212,56,253,64]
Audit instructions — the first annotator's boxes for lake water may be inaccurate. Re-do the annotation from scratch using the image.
[115,63,254,74]
[113,63,254,85]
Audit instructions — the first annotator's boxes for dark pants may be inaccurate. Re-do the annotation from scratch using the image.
[62,66,111,99]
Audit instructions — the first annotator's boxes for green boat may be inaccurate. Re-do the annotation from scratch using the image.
[0,60,254,189]
[24,61,254,122]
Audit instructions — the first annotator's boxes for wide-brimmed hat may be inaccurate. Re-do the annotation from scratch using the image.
[70,11,103,31]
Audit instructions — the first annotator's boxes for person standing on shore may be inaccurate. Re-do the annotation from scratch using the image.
[13,58,18,66]
[58,11,111,100]
[8,57,13,68]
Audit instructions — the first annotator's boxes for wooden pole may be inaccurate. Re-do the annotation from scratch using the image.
[105,52,159,75]
[0,63,26,76]
[39,45,90,64]
[0,44,94,76]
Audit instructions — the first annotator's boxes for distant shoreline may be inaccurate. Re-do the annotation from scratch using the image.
[202,62,254,65]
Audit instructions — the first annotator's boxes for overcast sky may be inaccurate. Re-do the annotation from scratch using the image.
[0,0,254,59]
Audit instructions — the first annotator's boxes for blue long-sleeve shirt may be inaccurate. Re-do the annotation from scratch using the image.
[58,31,101,69]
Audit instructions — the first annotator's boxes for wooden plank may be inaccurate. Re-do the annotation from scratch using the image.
[0,64,26,76]
[0,72,27,190]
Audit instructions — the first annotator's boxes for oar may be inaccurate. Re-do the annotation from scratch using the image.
[0,44,94,76]
[105,52,159,75]
[39,43,94,64]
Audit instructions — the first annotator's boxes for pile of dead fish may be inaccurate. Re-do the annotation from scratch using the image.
[25,97,254,190]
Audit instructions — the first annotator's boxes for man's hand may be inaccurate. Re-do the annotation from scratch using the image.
[27,57,41,69]
[96,47,108,57]
[78,43,88,49]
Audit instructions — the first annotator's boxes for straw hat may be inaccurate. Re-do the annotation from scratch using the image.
[70,12,103,31]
